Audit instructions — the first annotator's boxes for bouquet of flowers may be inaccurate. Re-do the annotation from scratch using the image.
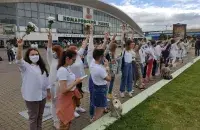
[22,22,38,38]
[47,16,55,32]
[84,23,91,35]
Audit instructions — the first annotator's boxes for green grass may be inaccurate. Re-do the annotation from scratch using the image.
[106,60,200,130]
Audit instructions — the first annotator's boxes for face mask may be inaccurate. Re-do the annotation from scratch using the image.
[29,55,39,63]
[52,52,58,59]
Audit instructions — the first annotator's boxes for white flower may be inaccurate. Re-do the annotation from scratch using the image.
[28,22,38,30]
[47,16,55,21]
[85,23,91,26]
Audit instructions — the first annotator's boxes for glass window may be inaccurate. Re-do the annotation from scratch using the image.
[56,6,61,14]
[17,3,24,9]
[39,19,45,28]
[62,22,66,28]
[52,22,60,28]
[18,9,25,17]
[50,5,55,14]
[7,7,16,15]
[18,17,26,26]
[32,11,38,18]
[61,8,65,15]
[0,6,7,14]
[39,13,45,18]
[24,3,31,10]
[31,18,38,26]
[5,3,16,8]
[66,8,70,16]
[31,3,37,11]
[45,13,50,19]
[45,5,50,13]
[39,4,44,12]
[25,10,31,17]
[66,23,70,29]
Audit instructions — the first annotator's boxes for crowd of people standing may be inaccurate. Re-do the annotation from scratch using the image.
[15,24,195,130]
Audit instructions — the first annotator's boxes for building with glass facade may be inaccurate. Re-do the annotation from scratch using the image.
[0,0,143,47]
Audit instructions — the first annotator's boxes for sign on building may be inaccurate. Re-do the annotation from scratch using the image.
[57,14,111,27]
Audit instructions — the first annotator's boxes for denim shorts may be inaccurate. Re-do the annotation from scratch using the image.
[93,84,108,108]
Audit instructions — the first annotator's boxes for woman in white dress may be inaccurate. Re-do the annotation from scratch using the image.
[170,39,179,67]
[46,33,63,129]
[68,38,88,118]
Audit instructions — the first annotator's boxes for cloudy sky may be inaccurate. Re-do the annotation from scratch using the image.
[103,0,200,31]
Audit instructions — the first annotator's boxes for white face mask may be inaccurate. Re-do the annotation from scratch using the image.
[29,55,39,63]
[52,52,58,59]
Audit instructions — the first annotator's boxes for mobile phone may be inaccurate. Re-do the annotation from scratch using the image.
[80,75,88,80]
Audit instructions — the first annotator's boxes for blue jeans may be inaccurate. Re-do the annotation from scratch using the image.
[140,63,144,75]
[89,75,95,118]
[93,85,108,108]
[108,76,115,94]
[120,62,133,92]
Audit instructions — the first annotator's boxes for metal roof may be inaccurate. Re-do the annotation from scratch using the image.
[0,0,143,36]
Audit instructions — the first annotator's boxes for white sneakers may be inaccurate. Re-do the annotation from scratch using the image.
[120,92,125,98]
[74,107,86,118]
[76,107,86,113]
[120,91,134,98]
[9,62,11,64]
[128,92,133,97]
[74,111,80,118]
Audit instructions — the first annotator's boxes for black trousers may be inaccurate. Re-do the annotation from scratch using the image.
[7,50,14,62]
[142,63,148,78]
[195,48,200,56]
[152,60,157,76]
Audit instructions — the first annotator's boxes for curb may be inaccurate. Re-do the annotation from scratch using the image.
[83,56,200,130]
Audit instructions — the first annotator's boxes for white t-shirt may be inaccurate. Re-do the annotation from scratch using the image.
[90,60,108,86]
[70,48,85,78]
[124,50,133,63]
[57,67,76,91]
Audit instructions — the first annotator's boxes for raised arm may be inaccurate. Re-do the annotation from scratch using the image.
[16,39,24,60]
[131,30,134,41]
[100,32,109,50]
[47,33,53,65]
[87,25,94,66]
[78,35,89,56]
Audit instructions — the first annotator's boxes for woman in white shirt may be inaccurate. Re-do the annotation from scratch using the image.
[46,33,63,129]
[68,38,88,118]
[90,49,111,122]
[120,39,135,98]
[170,39,179,67]
[16,39,51,130]
[144,42,156,82]
[56,50,84,130]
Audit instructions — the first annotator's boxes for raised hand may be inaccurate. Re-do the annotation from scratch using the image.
[82,38,87,48]
[112,34,117,41]
[121,24,126,32]
[90,24,94,35]
[17,39,24,47]
[104,32,110,40]
[48,32,52,40]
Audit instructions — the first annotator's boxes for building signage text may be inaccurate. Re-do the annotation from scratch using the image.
[57,14,111,27]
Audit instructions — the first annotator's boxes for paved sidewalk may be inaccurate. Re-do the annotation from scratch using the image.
[0,48,195,130]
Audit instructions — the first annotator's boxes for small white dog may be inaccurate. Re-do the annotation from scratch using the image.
[110,97,122,118]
